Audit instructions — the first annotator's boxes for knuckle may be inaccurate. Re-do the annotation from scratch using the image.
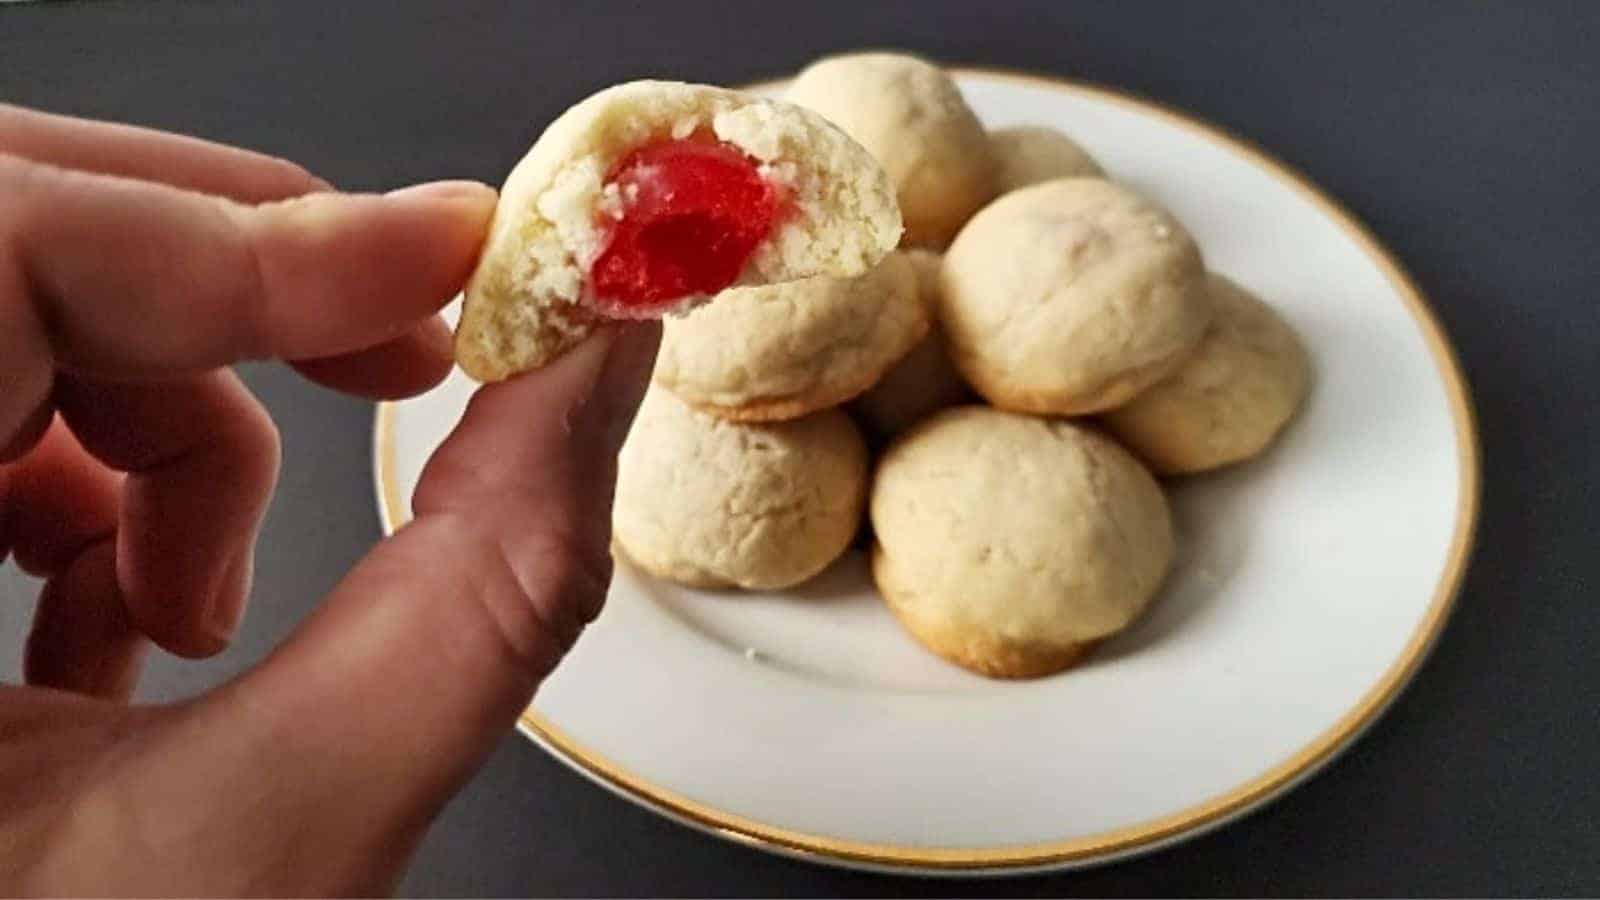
[423,513,614,683]
[212,199,274,361]
[498,524,613,670]
[538,525,615,626]
[505,525,613,652]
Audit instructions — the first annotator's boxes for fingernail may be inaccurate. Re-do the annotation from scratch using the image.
[385,179,498,206]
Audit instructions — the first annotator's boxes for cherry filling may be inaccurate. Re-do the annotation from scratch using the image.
[589,137,786,313]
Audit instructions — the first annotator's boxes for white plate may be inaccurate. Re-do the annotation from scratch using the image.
[373,69,1478,875]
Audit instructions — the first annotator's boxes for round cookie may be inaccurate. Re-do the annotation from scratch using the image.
[456,79,902,380]
[989,125,1104,193]
[870,407,1174,678]
[1102,273,1310,474]
[614,388,868,590]
[786,52,996,248]
[850,250,976,440]
[940,177,1211,415]
[654,251,927,422]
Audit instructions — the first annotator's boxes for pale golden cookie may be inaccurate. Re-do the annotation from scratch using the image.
[850,249,975,439]
[940,177,1211,415]
[989,125,1104,193]
[653,252,927,422]
[870,407,1173,679]
[786,52,996,248]
[613,388,868,590]
[1102,273,1310,474]
[457,80,902,381]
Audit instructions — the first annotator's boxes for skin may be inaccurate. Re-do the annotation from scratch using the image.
[0,103,661,895]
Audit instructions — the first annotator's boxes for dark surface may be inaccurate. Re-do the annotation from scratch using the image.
[2,1,1597,895]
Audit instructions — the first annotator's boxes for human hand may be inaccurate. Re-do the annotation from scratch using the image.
[0,104,660,895]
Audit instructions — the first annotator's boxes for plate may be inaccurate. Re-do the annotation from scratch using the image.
[373,68,1478,874]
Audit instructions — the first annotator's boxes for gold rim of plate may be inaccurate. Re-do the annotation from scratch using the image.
[372,66,1482,873]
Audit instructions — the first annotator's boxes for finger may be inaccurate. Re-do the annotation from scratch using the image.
[0,417,121,578]
[26,539,149,700]
[55,371,280,658]
[0,419,146,697]
[0,260,55,457]
[289,315,454,400]
[0,390,53,464]
[0,156,493,380]
[0,103,330,201]
[222,324,658,831]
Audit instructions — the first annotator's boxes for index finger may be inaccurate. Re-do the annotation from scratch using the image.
[0,156,493,378]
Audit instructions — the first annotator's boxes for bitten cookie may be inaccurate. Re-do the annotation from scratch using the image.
[613,388,868,590]
[940,177,1211,415]
[457,80,902,381]
[850,249,976,439]
[870,407,1174,678]
[653,251,927,422]
[786,52,996,248]
[1102,273,1310,474]
[989,125,1104,193]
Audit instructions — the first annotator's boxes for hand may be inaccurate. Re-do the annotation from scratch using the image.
[0,104,659,894]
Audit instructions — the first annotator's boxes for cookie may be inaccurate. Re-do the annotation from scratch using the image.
[613,388,868,590]
[850,249,976,439]
[1102,273,1310,474]
[940,177,1211,415]
[870,407,1173,678]
[653,251,927,422]
[456,80,902,381]
[786,52,996,248]
[989,125,1104,193]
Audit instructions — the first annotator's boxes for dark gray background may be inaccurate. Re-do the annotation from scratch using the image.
[2,1,1597,895]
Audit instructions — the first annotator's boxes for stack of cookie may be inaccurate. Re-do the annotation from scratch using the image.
[614,52,1310,679]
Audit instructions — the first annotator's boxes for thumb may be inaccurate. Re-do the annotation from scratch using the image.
[200,323,659,854]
